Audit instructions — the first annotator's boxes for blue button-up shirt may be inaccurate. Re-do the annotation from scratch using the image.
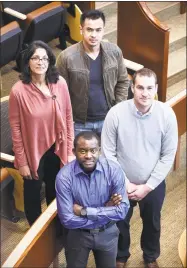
[56,157,129,229]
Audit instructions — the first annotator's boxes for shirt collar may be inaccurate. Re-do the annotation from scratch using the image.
[132,99,155,118]
[74,157,103,176]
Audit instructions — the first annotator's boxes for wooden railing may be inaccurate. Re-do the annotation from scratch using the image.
[117,2,170,102]
[166,89,186,170]
[2,200,59,268]
[2,90,186,268]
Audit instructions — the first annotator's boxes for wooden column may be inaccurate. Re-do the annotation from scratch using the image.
[74,2,95,12]
[180,2,187,14]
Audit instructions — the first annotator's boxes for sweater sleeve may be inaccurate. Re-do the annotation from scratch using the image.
[146,108,178,189]
[62,78,74,156]
[115,47,129,102]
[9,89,28,167]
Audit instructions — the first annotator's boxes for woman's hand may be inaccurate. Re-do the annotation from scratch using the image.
[19,165,32,180]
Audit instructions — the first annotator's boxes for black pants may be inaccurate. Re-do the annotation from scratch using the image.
[66,224,119,268]
[24,144,60,226]
[117,181,166,263]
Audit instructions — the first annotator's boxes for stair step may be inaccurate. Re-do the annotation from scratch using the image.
[103,13,117,42]
[165,12,186,53]
[166,78,186,101]
[99,2,186,53]
[167,46,186,87]
[96,2,180,22]
[146,2,180,21]
[95,2,117,17]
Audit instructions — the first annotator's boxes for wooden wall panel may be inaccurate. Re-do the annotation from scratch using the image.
[118,2,170,102]
[74,2,95,12]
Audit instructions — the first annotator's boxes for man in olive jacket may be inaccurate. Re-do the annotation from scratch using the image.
[56,9,129,137]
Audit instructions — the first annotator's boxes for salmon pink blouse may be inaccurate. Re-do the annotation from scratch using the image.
[9,76,74,178]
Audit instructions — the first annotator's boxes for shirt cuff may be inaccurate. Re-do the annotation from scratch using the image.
[86,207,98,221]
[146,182,155,190]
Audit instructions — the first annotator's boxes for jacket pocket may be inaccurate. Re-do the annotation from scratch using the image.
[104,64,118,105]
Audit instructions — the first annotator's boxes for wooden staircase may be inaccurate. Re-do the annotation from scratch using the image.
[96,1,186,101]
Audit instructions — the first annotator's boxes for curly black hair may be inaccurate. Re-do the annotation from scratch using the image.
[19,40,59,84]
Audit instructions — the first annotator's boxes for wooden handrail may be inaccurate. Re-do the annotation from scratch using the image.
[2,200,58,268]
[140,2,170,32]
[166,89,186,170]
[166,89,186,136]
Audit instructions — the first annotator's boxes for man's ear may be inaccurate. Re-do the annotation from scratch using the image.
[72,148,76,156]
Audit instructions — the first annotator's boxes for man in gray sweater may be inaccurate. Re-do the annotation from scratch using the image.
[101,68,178,268]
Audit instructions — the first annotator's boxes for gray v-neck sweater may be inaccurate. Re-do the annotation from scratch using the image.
[101,99,178,189]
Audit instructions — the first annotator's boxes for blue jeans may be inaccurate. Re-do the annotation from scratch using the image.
[74,120,104,138]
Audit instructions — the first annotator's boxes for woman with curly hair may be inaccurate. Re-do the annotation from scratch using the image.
[9,40,74,226]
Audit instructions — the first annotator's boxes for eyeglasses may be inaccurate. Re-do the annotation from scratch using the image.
[30,56,49,63]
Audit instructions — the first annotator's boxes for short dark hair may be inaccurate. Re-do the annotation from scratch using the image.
[80,9,105,26]
[19,40,59,84]
[74,131,100,149]
[132,68,157,85]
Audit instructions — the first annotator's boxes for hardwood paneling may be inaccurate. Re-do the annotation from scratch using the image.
[118,2,170,102]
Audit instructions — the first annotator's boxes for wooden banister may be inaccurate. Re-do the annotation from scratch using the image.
[166,89,186,170]
[166,89,186,136]
[2,200,59,268]
[118,2,170,102]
